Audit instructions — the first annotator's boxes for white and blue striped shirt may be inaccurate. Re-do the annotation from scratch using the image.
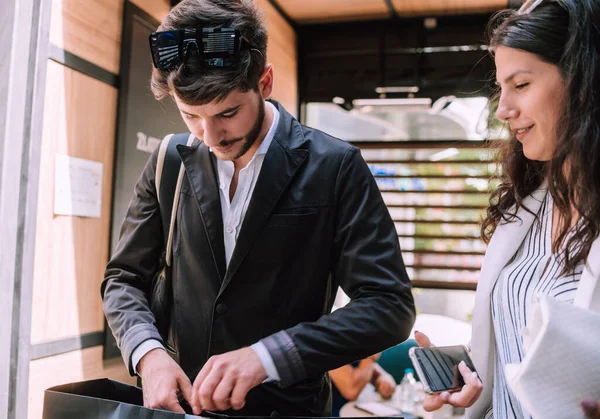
[483,192,583,419]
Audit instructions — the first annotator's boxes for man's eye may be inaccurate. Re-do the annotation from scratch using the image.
[220,112,237,119]
[515,82,529,89]
[184,114,197,120]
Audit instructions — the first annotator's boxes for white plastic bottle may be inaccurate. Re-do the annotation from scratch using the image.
[398,367,417,413]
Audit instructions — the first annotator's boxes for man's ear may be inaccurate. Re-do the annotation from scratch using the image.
[258,64,274,99]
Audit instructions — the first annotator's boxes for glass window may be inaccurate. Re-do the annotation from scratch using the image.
[306,97,505,290]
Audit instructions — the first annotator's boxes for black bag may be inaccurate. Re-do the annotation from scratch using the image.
[43,379,402,419]
[43,378,198,418]
[150,133,195,344]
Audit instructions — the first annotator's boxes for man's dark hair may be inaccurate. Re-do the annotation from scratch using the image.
[150,0,268,105]
[482,0,600,273]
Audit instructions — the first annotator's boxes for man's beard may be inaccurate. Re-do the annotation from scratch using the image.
[215,100,266,161]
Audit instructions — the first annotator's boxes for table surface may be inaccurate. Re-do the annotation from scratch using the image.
[339,385,464,419]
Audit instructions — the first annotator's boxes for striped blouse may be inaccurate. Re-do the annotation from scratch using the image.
[483,191,583,419]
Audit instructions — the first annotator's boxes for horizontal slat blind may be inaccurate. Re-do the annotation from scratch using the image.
[357,140,500,291]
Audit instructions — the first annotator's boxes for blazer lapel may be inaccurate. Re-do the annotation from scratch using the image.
[468,186,547,417]
[177,141,227,280]
[219,137,308,294]
[474,187,548,309]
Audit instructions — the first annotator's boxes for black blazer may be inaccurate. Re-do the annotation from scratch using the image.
[102,101,415,416]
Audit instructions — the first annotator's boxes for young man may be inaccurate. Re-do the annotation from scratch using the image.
[102,0,415,415]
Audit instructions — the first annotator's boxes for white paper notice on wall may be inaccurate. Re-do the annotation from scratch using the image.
[54,154,103,218]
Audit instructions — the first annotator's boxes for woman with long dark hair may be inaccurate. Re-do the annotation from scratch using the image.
[415,0,600,417]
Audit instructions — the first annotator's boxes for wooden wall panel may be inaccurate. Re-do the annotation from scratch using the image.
[50,0,124,74]
[49,0,170,75]
[27,1,172,418]
[30,60,117,344]
[130,0,170,23]
[28,346,135,419]
[256,0,298,115]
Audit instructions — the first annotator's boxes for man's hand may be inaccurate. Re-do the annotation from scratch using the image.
[192,346,267,412]
[138,348,196,413]
[582,400,600,418]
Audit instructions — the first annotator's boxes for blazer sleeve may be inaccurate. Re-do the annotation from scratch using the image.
[101,147,165,375]
[261,146,416,386]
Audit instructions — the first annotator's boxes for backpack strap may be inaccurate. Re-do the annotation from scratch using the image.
[155,133,196,266]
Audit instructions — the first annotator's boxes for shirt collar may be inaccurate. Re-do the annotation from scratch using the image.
[256,101,279,156]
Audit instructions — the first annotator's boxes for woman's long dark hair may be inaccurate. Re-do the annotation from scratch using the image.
[482,0,600,272]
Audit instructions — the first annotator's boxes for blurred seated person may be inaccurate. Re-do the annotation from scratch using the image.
[329,353,396,416]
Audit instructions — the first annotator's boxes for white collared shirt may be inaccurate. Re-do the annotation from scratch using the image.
[216,101,279,267]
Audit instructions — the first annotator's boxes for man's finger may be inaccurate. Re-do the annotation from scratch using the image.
[193,359,215,410]
[193,358,214,391]
[414,331,434,348]
[230,375,254,411]
[198,366,225,411]
[162,391,186,413]
[177,374,198,414]
[212,374,236,411]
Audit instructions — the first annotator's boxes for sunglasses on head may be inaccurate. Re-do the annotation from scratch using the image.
[149,27,261,70]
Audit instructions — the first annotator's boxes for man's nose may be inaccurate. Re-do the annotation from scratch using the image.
[200,120,222,147]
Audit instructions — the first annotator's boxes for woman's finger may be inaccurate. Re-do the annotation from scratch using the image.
[414,331,434,348]
[446,362,483,408]
[422,393,447,411]
[457,360,473,377]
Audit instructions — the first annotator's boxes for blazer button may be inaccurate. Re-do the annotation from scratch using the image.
[216,303,227,315]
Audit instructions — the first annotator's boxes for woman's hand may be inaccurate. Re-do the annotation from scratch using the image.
[414,331,484,411]
[582,399,600,418]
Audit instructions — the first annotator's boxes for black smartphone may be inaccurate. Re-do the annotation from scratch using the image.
[408,345,476,394]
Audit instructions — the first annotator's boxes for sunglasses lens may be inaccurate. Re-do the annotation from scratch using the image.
[149,28,250,69]
[201,29,240,68]
[151,31,182,69]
